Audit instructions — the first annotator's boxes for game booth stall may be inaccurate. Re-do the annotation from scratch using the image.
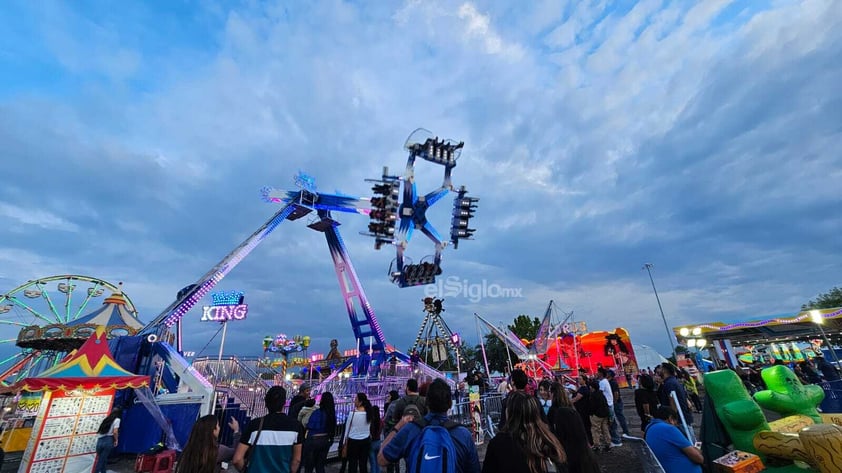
[0,327,178,473]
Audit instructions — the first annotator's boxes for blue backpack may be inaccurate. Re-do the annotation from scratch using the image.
[408,419,460,473]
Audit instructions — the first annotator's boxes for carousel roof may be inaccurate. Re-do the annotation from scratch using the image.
[16,325,148,392]
[69,285,143,330]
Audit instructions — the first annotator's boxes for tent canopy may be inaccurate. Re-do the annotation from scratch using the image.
[16,326,148,392]
[633,344,669,371]
[69,286,144,331]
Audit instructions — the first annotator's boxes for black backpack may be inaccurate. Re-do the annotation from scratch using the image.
[589,389,610,418]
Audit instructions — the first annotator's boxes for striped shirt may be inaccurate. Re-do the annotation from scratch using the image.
[240,412,304,473]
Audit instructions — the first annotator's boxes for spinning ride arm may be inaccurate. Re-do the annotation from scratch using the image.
[141,201,299,335]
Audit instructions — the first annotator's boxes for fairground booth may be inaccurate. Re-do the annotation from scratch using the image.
[0,327,176,473]
[668,307,842,473]
[673,307,842,370]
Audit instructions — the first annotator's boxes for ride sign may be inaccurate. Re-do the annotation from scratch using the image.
[202,291,248,322]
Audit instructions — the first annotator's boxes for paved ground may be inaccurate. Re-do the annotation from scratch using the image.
[1,387,699,472]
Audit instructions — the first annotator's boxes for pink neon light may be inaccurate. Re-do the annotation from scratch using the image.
[698,308,842,331]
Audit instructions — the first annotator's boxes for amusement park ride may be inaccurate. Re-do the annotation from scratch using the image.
[475,300,574,378]
[0,128,478,451]
[137,128,477,376]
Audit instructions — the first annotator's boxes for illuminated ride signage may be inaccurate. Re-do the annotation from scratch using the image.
[202,291,248,322]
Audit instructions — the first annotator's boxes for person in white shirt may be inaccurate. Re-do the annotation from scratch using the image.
[95,407,122,473]
[597,369,621,447]
[345,392,375,473]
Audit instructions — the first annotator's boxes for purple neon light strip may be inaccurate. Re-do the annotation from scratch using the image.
[698,308,842,331]
[161,205,294,328]
[332,226,387,344]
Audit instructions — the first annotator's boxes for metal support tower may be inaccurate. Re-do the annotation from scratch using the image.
[412,298,465,367]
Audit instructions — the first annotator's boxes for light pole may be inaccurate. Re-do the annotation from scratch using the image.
[811,310,840,365]
[643,263,677,357]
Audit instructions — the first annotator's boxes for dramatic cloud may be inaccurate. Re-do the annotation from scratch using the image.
[0,0,839,369]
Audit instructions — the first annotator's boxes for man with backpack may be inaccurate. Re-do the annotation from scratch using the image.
[385,379,428,433]
[378,378,481,473]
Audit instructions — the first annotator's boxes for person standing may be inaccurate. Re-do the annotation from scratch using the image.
[596,369,621,447]
[379,378,480,473]
[346,393,374,473]
[304,392,336,473]
[607,370,631,439]
[548,383,600,473]
[588,379,612,453]
[658,363,694,436]
[644,406,703,473]
[634,374,660,432]
[498,369,529,429]
[176,415,241,473]
[233,386,304,473]
[482,390,566,473]
[816,356,841,381]
[95,407,122,473]
[538,380,553,417]
[570,375,593,446]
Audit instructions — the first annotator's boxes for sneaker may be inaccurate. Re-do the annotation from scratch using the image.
[610,442,623,447]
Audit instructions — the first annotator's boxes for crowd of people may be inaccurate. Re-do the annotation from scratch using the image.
[162,355,805,473]
[170,369,611,473]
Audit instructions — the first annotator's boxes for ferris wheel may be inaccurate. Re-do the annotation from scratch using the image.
[0,275,138,384]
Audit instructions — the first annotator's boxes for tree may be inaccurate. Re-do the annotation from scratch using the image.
[803,287,842,311]
[508,314,542,340]
[474,314,542,374]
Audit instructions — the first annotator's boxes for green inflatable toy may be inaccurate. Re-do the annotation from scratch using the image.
[755,365,825,424]
[704,369,770,456]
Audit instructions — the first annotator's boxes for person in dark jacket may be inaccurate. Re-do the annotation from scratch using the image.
[634,374,660,432]
[588,380,612,452]
[816,356,841,381]
[548,383,600,473]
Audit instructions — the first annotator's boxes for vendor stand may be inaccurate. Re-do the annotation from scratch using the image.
[6,326,147,473]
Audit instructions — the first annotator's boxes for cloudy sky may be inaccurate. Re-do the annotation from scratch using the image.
[0,0,839,368]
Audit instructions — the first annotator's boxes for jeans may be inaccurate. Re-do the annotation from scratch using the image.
[613,399,630,436]
[368,438,382,473]
[95,435,114,473]
[304,435,330,473]
[347,437,371,473]
[608,409,620,444]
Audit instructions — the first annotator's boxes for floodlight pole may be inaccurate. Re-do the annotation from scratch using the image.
[812,310,841,366]
[644,263,677,357]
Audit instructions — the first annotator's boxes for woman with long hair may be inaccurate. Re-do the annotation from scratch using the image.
[95,407,122,473]
[176,414,241,473]
[482,390,567,473]
[345,392,373,473]
[548,383,599,473]
[305,392,337,473]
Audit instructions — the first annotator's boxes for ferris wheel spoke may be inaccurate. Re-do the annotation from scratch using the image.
[36,281,62,324]
[0,319,32,327]
[64,278,73,323]
[0,352,24,366]
[6,296,56,326]
[71,281,101,321]
[15,353,46,380]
